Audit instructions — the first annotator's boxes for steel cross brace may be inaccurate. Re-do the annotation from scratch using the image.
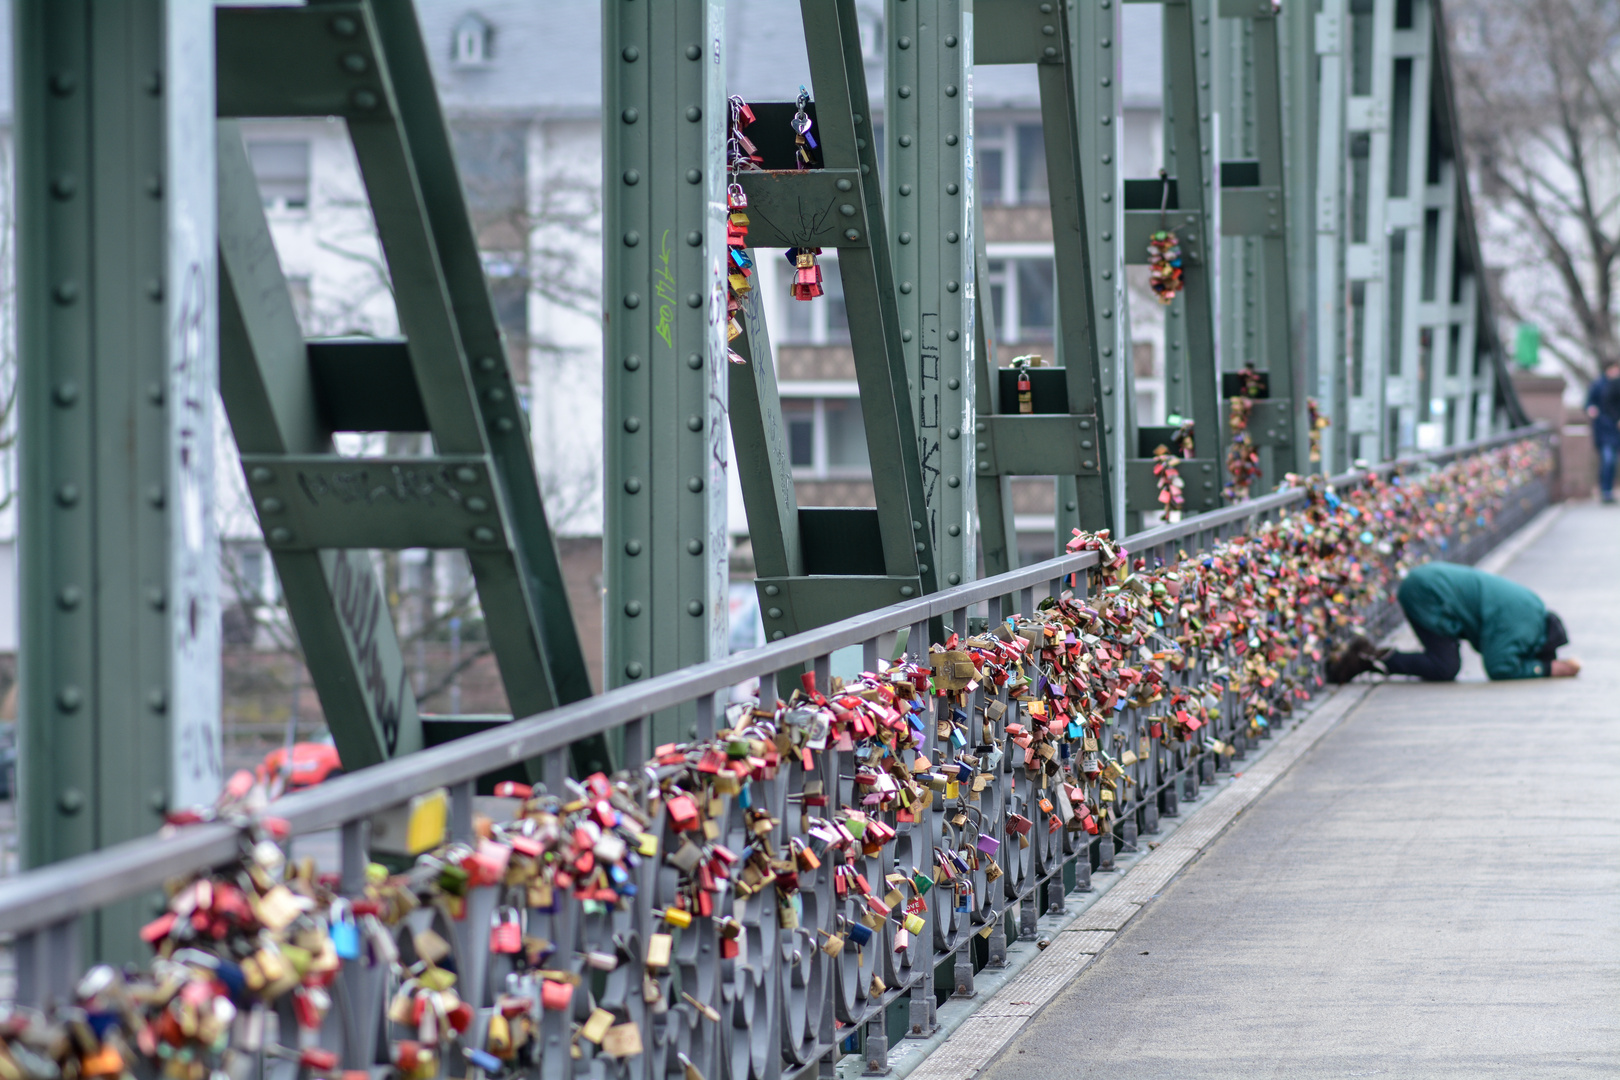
[727,0,942,643]
[969,0,1117,562]
[216,1,598,777]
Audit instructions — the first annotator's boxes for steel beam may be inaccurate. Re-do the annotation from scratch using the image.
[887,0,977,588]
[16,0,221,959]
[603,0,729,741]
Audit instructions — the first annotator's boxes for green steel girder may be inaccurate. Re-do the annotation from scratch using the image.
[970,0,1116,560]
[602,0,730,729]
[217,2,596,772]
[17,0,223,959]
[723,0,941,644]
[886,0,976,590]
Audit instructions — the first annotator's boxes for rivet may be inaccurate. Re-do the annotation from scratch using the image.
[51,174,77,199]
[687,601,704,616]
[686,292,701,308]
[947,377,960,390]
[977,442,989,452]
[623,169,640,185]
[351,89,378,110]
[687,230,702,246]
[624,293,641,308]
[624,354,642,370]
[900,282,912,294]
[259,496,283,514]
[687,353,703,369]
[488,386,508,402]
[53,281,79,305]
[625,601,643,617]
[853,114,864,125]
[837,178,854,192]
[687,476,704,492]
[686,106,702,122]
[472,526,496,543]
[948,524,962,537]
[946,183,959,195]
[330,16,359,37]
[901,329,912,341]
[147,278,164,301]
[913,520,924,530]
[53,382,78,406]
[898,135,912,147]
[624,477,642,494]
[767,607,783,619]
[687,415,703,431]
[846,229,861,241]
[455,467,479,484]
[945,134,958,146]
[947,330,959,342]
[900,586,915,597]
[58,686,83,712]
[1066,501,1077,511]
[147,587,166,611]
[948,573,961,585]
[250,466,275,484]
[341,52,368,74]
[946,231,959,243]
[58,788,84,814]
[947,476,960,488]
[945,35,957,46]
[1083,460,1095,469]
[685,44,702,60]
[466,497,488,513]
[58,585,82,610]
[50,71,78,96]
[55,483,79,507]
[764,584,780,596]
[478,356,498,370]
[496,417,515,432]
[861,164,870,175]
[1042,24,1056,35]
[624,416,641,432]
[1044,46,1058,58]
[898,36,911,48]
[625,661,644,679]
[839,203,856,217]
[148,689,167,713]
[623,46,640,62]
[622,108,639,124]
[946,85,958,97]
[687,539,704,554]
[899,231,912,244]
[686,168,702,183]
[898,85,911,99]
[947,281,959,292]
[270,527,292,543]
[625,539,642,556]
[771,631,786,641]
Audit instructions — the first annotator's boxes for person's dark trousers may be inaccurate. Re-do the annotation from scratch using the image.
[1383,621,1462,681]
[1599,438,1618,501]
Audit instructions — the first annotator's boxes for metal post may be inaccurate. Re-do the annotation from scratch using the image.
[17,0,220,958]
[603,0,729,744]
[888,0,976,589]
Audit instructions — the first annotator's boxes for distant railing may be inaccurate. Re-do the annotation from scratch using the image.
[0,426,1552,1080]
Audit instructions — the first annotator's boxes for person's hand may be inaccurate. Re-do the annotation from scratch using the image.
[1551,658,1581,678]
[1591,405,1601,418]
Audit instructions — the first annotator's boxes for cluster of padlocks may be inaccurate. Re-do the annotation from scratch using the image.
[0,441,1551,1080]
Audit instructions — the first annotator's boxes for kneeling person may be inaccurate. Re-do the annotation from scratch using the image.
[1328,562,1578,683]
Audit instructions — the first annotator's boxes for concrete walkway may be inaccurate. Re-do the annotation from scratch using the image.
[979,503,1620,1078]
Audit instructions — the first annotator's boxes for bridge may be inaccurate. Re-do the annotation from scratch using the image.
[0,0,1602,1078]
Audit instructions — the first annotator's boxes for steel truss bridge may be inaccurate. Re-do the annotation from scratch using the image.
[4,0,1530,1032]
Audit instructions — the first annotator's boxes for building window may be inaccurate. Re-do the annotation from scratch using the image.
[975,122,1047,206]
[780,394,869,478]
[247,140,310,211]
[451,13,494,68]
[778,254,850,345]
[986,256,1055,343]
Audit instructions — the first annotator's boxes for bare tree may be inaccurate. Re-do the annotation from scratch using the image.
[1450,0,1620,382]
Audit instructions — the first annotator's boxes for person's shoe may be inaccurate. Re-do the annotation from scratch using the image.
[1325,644,1372,684]
[1349,634,1391,674]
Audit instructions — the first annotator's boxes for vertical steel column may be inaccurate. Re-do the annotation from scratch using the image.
[17,0,220,956]
[1314,0,1350,470]
[1281,0,1320,467]
[1389,0,1433,454]
[1344,0,1395,461]
[603,0,728,740]
[887,0,977,588]
[1073,0,1130,530]
[1161,2,1223,472]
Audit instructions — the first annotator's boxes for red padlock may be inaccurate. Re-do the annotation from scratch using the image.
[666,794,700,831]
[540,980,574,1011]
[489,909,523,955]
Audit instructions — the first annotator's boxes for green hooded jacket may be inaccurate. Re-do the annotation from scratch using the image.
[1396,562,1548,680]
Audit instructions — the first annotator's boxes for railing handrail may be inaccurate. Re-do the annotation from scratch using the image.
[0,423,1552,936]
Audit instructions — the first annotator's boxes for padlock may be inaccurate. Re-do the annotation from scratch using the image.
[489,908,523,955]
[328,899,360,961]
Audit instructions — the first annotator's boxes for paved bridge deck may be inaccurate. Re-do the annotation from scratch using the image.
[970,503,1620,1077]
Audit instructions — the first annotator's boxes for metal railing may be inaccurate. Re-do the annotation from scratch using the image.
[0,426,1552,1080]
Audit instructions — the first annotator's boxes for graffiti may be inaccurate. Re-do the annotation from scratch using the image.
[654,229,678,349]
[294,462,473,510]
[331,553,406,755]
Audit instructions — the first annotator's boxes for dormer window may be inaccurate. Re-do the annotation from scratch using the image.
[452,13,494,68]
